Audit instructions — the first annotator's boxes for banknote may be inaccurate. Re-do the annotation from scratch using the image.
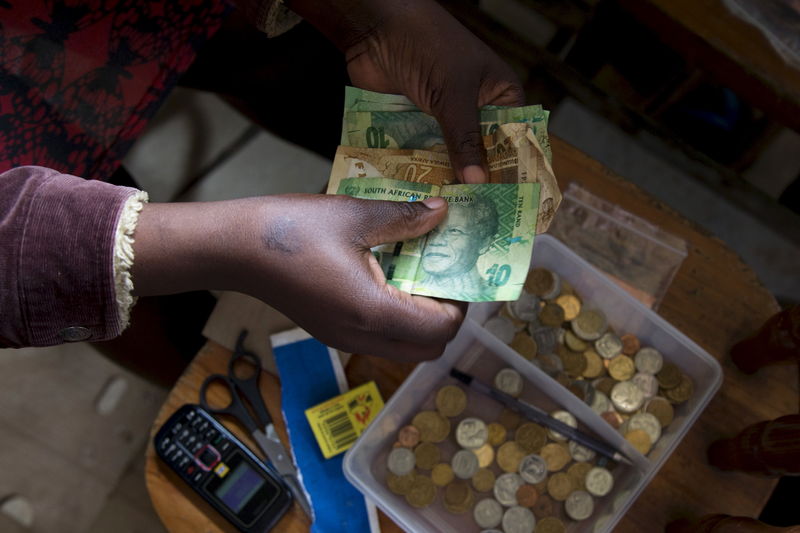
[342,87,551,161]
[334,177,539,302]
[328,123,560,233]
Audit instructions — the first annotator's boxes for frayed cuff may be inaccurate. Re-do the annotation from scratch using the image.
[113,191,149,331]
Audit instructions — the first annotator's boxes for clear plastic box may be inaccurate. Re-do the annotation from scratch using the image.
[343,235,723,532]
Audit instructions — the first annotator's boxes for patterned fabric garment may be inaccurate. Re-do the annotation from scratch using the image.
[0,0,230,181]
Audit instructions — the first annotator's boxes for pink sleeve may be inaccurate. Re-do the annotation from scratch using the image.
[0,166,140,347]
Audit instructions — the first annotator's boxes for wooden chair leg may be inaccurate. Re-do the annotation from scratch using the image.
[730,305,800,374]
[667,515,800,532]
[707,414,800,477]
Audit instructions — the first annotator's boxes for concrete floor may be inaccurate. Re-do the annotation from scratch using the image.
[2,65,799,533]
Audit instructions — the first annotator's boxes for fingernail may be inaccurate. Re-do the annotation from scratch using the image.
[463,165,485,184]
[422,197,446,209]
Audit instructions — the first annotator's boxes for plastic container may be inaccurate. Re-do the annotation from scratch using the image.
[343,234,723,533]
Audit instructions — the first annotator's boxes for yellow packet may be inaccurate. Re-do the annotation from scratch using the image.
[305,381,384,459]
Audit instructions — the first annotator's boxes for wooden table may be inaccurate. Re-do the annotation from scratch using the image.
[145,136,798,532]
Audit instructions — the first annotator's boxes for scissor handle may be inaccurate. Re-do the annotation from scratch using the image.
[199,374,259,434]
[228,331,274,429]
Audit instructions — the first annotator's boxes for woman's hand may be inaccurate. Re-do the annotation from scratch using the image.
[131,194,465,361]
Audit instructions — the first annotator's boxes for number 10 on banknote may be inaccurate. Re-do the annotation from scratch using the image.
[337,177,540,302]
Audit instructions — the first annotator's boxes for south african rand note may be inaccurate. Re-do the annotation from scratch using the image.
[328,123,560,233]
[334,177,539,302]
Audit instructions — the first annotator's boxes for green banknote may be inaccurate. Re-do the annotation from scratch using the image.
[342,87,552,161]
[336,177,540,302]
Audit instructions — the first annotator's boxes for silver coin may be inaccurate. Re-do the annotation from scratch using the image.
[628,412,662,445]
[541,270,562,300]
[473,498,504,529]
[632,372,659,400]
[590,390,612,415]
[452,449,480,479]
[585,466,614,497]
[504,300,521,321]
[518,454,548,484]
[568,440,596,462]
[493,472,523,506]
[610,380,645,413]
[564,490,595,521]
[634,347,663,374]
[456,417,489,449]
[530,326,559,355]
[536,353,563,376]
[547,410,577,442]
[595,332,623,359]
[387,447,415,476]
[502,506,537,533]
[484,316,516,344]
[511,291,541,322]
[494,368,523,397]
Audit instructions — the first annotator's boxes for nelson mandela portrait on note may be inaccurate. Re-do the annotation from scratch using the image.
[420,194,500,301]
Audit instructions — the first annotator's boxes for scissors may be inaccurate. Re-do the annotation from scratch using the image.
[199,330,313,520]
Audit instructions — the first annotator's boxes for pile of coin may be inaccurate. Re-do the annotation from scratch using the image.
[385,371,617,532]
[485,267,695,457]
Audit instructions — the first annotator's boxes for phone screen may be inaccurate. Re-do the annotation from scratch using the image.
[205,450,282,526]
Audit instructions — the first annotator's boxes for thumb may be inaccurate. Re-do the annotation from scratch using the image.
[360,197,448,248]
[432,90,488,184]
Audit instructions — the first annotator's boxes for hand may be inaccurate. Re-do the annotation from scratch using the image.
[132,194,466,361]
[287,0,525,183]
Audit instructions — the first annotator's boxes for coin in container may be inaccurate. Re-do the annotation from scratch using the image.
[535,516,566,533]
[608,354,636,381]
[431,463,454,486]
[582,349,605,379]
[539,302,565,327]
[405,474,436,508]
[644,396,675,427]
[494,472,524,506]
[546,472,573,501]
[634,346,664,374]
[564,490,594,521]
[412,410,450,442]
[510,332,538,360]
[526,268,559,298]
[512,291,541,322]
[555,293,581,321]
[567,379,595,404]
[568,440,596,462]
[610,380,645,413]
[530,326,559,356]
[632,372,659,399]
[497,441,526,472]
[456,417,489,449]
[414,441,440,470]
[472,467,497,492]
[515,422,547,454]
[560,348,587,377]
[386,471,416,495]
[518,453,548,484]
[473,442,495,468]
[487,422,508,446]
[601,410,625,429]
[484,316,517,344]
[656,362,682,389]
[566,461,593,491]
[590,390,612,415]
[452,449,480,479]
[397,425,420,448]
[620,333,641,355]
[665,373,694,404]
[474,497,503,529]
[443,480,474,514]
[547,410,577,442]
[624,428,652,455]
[435,385,467,417]
[540,442,571,472]
[535,353,564,376]
[387,447,415,476]
[516,484,539,507]
[595,332,623,359]
[593,376,618,397]
[494,368,524,397]
[585,466,614,497]
[564,330,589,352]
[503,505,537,533]
[571,309,607,341]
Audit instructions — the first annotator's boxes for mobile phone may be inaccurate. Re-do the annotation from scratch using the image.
[154,404,293,532]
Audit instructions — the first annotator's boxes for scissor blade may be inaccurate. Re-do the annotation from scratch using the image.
[253,428,313,519]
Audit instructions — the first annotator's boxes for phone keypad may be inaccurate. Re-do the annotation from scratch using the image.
[159,408,230,486]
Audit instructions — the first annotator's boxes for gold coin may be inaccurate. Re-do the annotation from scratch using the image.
[431,463,454,486]
[498,409,522,430]
[515,422,548,454]
[516,484,540,507]
[620,333,641,355]
[435,385,468,417]
[594,376,617,396]
[497,441,526,472]
[412,410,450,443]
[539,302,566,327]
[533,494,556,519]
[525,268,556,297]
[414,441,440,470]
[547,472,573,501]
[536,516,566,533]
[386,471,416,495]
[472,442,495,468]
[656,362,682,389]
[664,373,694,404]
[443,480,473,514]
[608,354,636,381]
[582,350,605,378]
[397,425,420,448]
[487,422,508,446]
[566,462,593,491]
[405,474,437,508]
[560,347,587,377]
[644,396,675,427]
[572,309,607,341]
[565,330,589,352]
[555,294,581,321]
[625,429,652,455]
[540,442,571,472]
[510,332,538,360]
[471,467,496,492]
